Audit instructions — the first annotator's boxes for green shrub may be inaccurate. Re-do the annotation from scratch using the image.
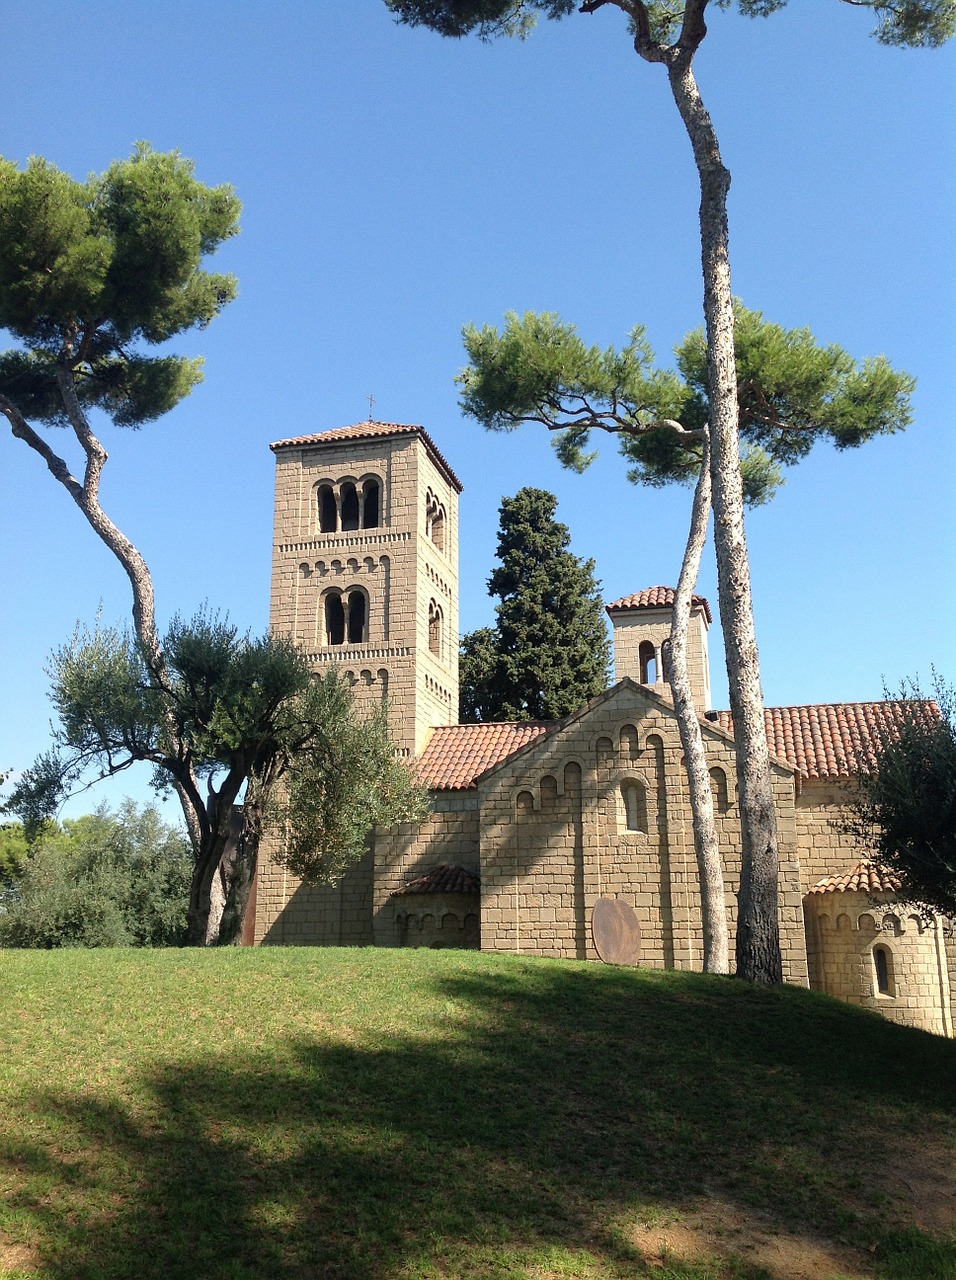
[0,800,191,947]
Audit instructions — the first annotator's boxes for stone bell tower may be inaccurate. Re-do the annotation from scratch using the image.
[269,421,462,757]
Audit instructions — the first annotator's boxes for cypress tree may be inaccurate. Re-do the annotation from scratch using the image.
[460,488,610,722]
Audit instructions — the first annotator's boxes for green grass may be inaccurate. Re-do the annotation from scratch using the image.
[1,949,954,1280]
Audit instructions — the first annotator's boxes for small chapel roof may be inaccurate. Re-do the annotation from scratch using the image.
[392,864,481,896]
[807,860,903,895]
[606,586,713,624]
[270,420,463,492]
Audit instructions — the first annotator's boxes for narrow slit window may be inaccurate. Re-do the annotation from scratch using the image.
[428,600,442,656]
[710,767,730,813]
[622,781,648,833]
[873,944,893,996]
[431,505,445,550]
[425,491,446,551]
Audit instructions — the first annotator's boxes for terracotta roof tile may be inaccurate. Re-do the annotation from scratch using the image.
[392,864,480,896]
[713,701,922,780]
[606,586,712,624]
[808,860,903,895]
[270,421,463,493]
[417,700,932,790]
[416,721,553,790]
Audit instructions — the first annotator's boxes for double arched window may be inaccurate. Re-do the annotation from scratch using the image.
[317,477,381,534]
[425,489,446,551]
[324,589,368,646]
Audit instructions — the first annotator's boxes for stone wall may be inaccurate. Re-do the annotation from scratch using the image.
[373,792,480,947]
[393,891,480,949]
[793,779,863,893]
[253,835,374,947]
[804,892,954,1036]
[476,683,807,983]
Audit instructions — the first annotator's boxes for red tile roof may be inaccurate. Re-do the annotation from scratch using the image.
[270,421,463,493]
[807,860,903,895]
[416,699,930,790]
[416,721,553,790]
[606,586,713,624]
[713,701,921,781]
[392,864,480,896]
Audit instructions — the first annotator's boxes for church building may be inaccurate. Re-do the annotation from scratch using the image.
[250,420,955,1037]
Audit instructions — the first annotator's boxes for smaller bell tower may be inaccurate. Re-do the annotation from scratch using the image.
[269,421,462,758]
[606,586,713,713]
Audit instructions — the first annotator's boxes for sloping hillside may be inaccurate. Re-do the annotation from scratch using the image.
[1,948,954,1279]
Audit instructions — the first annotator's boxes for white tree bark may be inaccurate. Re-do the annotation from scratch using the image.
[666,59,782,986]
[1,375,245,948]
[663,430,730,973]
[621,0,782,983]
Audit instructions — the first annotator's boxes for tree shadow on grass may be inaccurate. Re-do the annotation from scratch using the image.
[3,962,956,1280]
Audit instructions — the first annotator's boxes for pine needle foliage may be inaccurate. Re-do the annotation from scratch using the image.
[0,143,239,427]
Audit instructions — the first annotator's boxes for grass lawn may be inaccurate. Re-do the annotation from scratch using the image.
[0,948,954,1280]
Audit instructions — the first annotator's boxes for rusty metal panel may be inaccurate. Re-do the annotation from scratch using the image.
[591,897,642,966]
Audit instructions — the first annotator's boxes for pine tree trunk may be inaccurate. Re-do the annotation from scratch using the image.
[667,59,782,985]
[3,380,246,949]
[664,431,730,973]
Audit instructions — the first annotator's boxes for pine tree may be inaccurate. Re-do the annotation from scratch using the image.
[461,488,610,722]
[385,0,952,984]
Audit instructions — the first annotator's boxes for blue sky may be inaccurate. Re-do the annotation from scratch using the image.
[1,1,954,819]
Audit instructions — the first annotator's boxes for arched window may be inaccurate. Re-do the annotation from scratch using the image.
[324,589,367,646]
[873,944,894,996]
[516,790,534,817]
[347,591,366,643]
[325,592,345,646]
[340,482,360,531]
[540,775,558,808]
[622,781,648,833]
[709,767,730,813]
[639,640,657,684]
[362,479,380,528]
[620,725,639,758]
[425,490,446,551]
[428,600,443,657]
[318,484,337,533]
[431,506,444,550]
